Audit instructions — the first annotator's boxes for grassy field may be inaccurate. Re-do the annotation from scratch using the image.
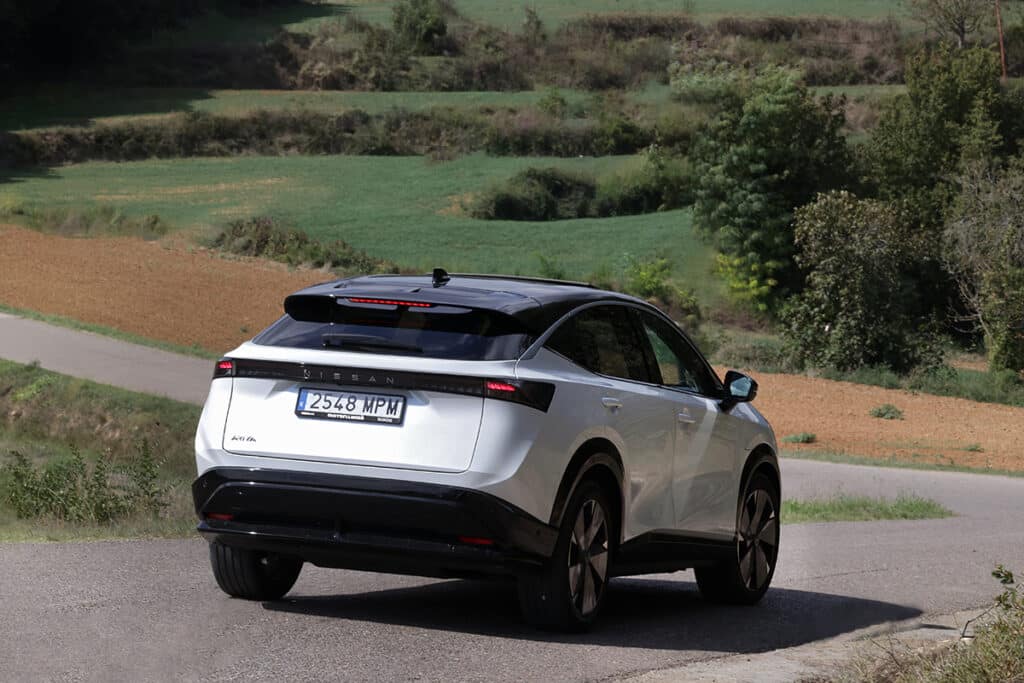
[1,80,914,132]
[0,154,723,303]
[782,494,953,524]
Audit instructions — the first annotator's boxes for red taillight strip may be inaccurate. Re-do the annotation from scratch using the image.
[346,297,433,308]
[213,359,234,379]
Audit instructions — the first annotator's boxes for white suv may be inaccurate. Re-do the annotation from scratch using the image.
[193,271,780,630]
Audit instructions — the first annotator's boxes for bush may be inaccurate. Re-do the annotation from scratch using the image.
[213,216,400,274]
[869,403,904,420]
[392,0,448,55]
[470,167,597,221]
[596,145,691,216]
[622,255,703,332]
[783,191,944,373]
[2,442,166,523]
[782,433,817,444]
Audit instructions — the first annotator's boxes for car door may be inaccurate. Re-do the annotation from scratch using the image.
[633,310,741,539]
[544,305,677,537]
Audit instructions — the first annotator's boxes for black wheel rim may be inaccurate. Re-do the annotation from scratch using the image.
[567,498,609,616]
[737,488,778,592]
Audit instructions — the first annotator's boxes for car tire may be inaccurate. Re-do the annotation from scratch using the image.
[209,541,303,601]
[695,472,779,605]
[517,478,616,631]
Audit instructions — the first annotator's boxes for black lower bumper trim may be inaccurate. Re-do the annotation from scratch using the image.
[192,468,558,579]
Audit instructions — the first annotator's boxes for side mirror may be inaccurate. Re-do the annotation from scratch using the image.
[721,370,758,410]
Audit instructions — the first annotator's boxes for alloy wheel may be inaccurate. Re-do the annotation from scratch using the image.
[567,498,610,616]
[737,488,778,591]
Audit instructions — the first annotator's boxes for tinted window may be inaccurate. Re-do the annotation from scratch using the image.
[253,303,533,361]
[638,311,720,395]
[546,306,650,382]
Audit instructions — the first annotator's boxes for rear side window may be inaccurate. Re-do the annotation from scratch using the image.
[253,303,533,361]
[546,305,650,382]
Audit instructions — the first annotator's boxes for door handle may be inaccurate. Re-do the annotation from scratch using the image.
[677,409,697,425]
[601,397,623,410]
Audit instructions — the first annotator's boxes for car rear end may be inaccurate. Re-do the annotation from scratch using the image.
[193,279,562,578]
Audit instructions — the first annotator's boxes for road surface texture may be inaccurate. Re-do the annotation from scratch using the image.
[2,315,1023,680]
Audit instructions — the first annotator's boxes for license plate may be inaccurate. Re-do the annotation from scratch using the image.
[295,388,406,425]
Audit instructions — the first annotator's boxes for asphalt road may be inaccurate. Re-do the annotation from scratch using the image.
[0,313,212,403]
[1,316,1023,681]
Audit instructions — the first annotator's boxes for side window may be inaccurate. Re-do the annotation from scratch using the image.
[546,306,650,382]
[638,312,719,395]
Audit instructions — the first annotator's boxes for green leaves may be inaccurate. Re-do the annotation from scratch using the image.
[782,191,944,373]
[690,65,853,311]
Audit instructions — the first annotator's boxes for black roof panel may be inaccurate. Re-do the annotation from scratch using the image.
[284,274,647,333]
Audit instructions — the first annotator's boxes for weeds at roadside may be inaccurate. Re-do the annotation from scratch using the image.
[783,432,817,444]
[782,494,952,524]
[2,441,166,523]
[848,566,1024,682]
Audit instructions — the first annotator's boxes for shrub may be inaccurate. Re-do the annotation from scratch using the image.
[212,216,400,274]
[537,88,569,119]
[869,403,904,420]
[2,442,166,523]
[596,144,691,216]
[470,167,597,221]
[392,0,448,55]
[782,433,817,444]
[622,255,702,332]
[783,191,945,373]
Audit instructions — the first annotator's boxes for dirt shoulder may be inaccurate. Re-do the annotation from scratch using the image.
[2,223,1022,472]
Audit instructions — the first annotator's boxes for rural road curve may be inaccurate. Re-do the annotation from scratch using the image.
[2,316,1024,681]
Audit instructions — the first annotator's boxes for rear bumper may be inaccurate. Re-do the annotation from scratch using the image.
[192,468,559,579]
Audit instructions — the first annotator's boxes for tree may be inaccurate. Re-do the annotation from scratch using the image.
[945,161,1024,372]
[906,0,993,48]
[864,46,1006,222]
[782,192,944,372]
[690,66,853,311]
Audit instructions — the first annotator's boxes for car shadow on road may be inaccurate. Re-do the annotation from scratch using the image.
[263,575,921,652]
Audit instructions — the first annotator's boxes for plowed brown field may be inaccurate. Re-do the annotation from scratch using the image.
[2,224,1023,471]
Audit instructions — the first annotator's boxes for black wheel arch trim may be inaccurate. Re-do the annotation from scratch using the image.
[548,439,624,531]
[736,445,781,533]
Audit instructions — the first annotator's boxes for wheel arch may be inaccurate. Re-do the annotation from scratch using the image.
[737,444,781,527]
[548,438,624,539]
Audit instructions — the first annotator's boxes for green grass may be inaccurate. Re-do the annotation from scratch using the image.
[0,304,217,359]
[782,494,952,524]
[0,154,724,304]
[782,449,1024,478]
[294,0,916,29]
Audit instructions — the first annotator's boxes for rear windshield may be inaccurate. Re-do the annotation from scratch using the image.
[253,303,534,361]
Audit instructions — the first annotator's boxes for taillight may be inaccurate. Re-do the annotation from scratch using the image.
[213,359,234,379]
[484,379,555,412]
[457,536,495,546]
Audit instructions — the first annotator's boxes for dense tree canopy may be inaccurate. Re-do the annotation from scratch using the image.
[690,66,853,311]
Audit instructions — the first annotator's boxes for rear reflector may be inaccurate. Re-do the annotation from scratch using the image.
[457,536,495,546]
[206,512,234,521]
[484,378,556,412]
[346,297,433,308]
[213,359,234,379]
